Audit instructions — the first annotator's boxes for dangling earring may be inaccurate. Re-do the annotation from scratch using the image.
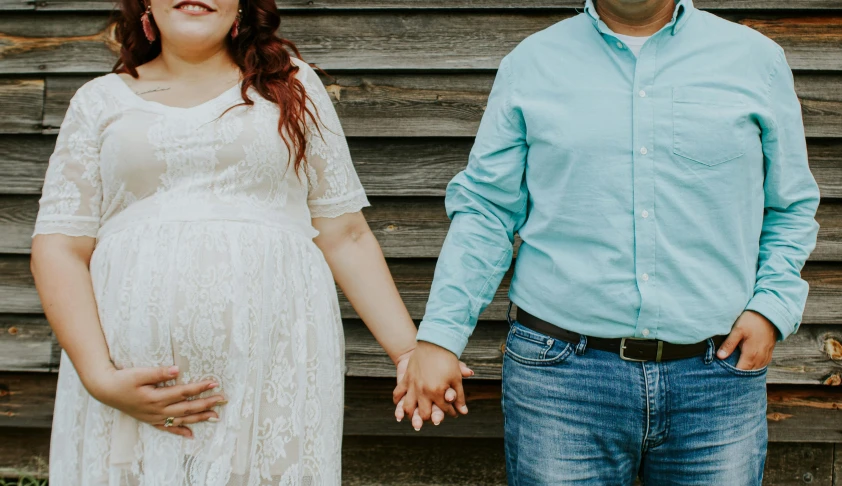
[141,4,156,43]
[230,8,241,39]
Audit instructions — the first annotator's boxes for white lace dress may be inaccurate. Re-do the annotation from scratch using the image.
[33,59,369,486]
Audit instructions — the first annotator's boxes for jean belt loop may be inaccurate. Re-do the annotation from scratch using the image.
[575,335,588,356]
[704,338,715,364]
[506,302,514,326]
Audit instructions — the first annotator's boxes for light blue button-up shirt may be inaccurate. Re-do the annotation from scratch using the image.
[416,0,820,357]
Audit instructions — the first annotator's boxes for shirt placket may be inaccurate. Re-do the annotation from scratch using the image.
[631,34,660,339]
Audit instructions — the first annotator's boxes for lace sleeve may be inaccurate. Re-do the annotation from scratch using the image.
[33,86,103,238]
[299,62,370,219]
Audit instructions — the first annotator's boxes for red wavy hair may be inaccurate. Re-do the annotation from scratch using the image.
[113,0,319,173]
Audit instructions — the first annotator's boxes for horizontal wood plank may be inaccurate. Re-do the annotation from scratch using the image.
[0,0,34,10]
[348,381,842,443]
[37,73,496,136]
[2,374,840,443]
[5,0,842,11]
[4,196,842,262]
[3,316,840,385]
[2,255,842,323]
[0,80,43,135]
[17,72,842,138]
[811,140,842,199]
[0,315,55,373]
[762,443,836,486]
[766,387,842,442]
[798,74,842,139]
[2,13,842,73]
[332,320,842,385]
[0,432,835,486]
[342,436,508,486]
[2,136,842,198]
[0,427,49,479]
[344,439,838,486]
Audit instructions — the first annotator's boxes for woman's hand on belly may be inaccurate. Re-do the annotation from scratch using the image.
[88,365,227,438]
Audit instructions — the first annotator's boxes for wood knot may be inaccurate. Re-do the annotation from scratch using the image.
[385,224,397,232]
[766,412,792,422]
[7,327,17,335]
[325,85,342,101]
[822,373,841,386]
[822,336,842,361]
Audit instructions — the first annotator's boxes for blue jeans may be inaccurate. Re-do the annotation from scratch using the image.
[502,320,768,485]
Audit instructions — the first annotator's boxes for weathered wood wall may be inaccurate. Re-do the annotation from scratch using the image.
[0,1,841,484]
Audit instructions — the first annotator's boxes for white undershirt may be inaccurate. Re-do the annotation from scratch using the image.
[614,33,652,58]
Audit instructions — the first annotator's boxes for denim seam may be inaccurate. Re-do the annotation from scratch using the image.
[504,340,573,367]
[511,326,553,346]
[714,358,768,377]
[661,364,672,447]
[641,363,652,453]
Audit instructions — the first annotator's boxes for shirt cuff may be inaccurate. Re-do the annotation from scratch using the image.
[416,321,471,358]
[744,291,798,341]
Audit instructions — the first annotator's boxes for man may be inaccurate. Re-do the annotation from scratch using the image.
[393,0,820,483]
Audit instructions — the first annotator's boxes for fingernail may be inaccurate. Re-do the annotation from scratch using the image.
[168,366,179,376]
[717,350,726,358]
[470,370,475,376]
[396,417,401,422]
[207,383,218,389]
[414,426,421,432]
[208,417,220,423]
[460,405,468,414]
[215,400,228,406]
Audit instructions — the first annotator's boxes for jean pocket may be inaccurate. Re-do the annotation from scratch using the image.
[672,87,748,167]
[715,350,768,377]
[503,321,574,366]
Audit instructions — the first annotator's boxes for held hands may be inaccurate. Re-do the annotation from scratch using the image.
[717,310,778,370]
[393,341,473,431]
[86,365,226,439]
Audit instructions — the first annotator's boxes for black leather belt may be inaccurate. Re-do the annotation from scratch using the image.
[515,307,726,362]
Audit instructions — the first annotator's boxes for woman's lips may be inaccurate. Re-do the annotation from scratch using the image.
[173,1,215,14]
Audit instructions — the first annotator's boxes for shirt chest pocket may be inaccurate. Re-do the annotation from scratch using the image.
[672,87,749,167]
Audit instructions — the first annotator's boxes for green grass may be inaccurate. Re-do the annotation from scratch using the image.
[0,478,48,486]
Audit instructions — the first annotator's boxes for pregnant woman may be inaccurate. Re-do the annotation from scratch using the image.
[30,0,468,483]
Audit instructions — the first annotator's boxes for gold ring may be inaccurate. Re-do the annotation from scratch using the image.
[164,417,175,428]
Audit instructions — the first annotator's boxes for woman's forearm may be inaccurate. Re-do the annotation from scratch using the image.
[31,235,114,393]
[315,219,417,364]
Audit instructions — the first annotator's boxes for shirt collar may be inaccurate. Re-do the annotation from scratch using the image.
[584,0,694,36]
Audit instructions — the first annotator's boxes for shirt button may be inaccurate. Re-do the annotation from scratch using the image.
[642,210,649,219]
[640,147,648,155]
[639,90,646,98]
[642,329,650,337]
[617,42,625,49]
[642,273,650,282]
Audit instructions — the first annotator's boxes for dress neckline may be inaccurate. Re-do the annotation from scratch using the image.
[107,73,243,113]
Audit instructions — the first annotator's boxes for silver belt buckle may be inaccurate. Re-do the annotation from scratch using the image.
[620,337,663,362]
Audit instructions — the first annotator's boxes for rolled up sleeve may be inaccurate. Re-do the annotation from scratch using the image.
[745,49,820,340]
[416,55,529,357]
